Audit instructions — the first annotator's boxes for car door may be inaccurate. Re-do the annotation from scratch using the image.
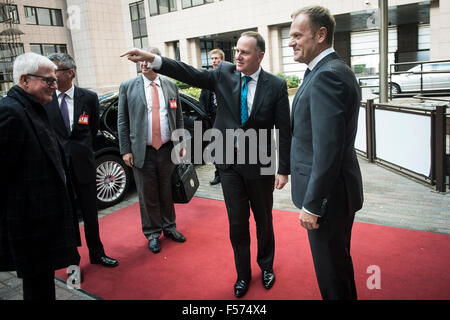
[430,63,450,91]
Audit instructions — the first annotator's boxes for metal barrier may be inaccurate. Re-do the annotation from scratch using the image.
[358,59,450,100]
[356,99,448,192]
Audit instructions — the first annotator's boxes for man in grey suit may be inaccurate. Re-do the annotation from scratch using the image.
[289,6,364,300]
[121,32,291,298]
[118,47,186,253]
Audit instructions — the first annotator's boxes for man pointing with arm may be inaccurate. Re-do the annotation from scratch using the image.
[122,32,291,298]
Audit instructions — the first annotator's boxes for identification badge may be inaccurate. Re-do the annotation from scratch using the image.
[169,100,177,109]
[78,113,89,125]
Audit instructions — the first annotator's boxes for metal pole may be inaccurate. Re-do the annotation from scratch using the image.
[434,105,446,192]
[379,0,388,103]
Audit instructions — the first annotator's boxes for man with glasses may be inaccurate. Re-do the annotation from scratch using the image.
[0,52,80,300]
[45,53,118,272]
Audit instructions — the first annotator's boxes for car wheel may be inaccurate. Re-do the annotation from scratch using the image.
[390,83,400,96]
[96,154,131,209]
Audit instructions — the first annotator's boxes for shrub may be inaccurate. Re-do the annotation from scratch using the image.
[181,87,201,99]
[276,73,300,89]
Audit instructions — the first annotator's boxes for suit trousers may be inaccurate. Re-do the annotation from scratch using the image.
[22,270,56,300]
[219,165,275,280]
[307,183,357,300]
[71,165,104,257]
[133,143,176,239]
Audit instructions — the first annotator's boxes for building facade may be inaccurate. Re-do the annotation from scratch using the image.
[1,0,449,95]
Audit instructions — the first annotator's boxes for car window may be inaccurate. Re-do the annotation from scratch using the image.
[434,63,450,71]
[104,100,119,134]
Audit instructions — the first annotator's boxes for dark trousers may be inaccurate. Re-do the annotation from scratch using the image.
[133,143,177,239]
[22,270,56,300]
[71,169,104,257]
[307,185,357,300]
[219,166,275,280]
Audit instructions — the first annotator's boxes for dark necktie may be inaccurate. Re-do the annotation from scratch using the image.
[240,75,251,124]
[303,68,311,81]
[59,92,71,134]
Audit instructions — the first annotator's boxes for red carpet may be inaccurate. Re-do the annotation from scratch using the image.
[56,197,450,300]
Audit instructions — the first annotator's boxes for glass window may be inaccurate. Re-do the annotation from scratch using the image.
[0,5,19,24]
[149,0,177,16]
[36,7,51,25]
[183,0,212,8]
[51,9,63,26]
[29,44,41,54]
[130,4,139,20]
[149,0,158,16]
[24,6,37,24]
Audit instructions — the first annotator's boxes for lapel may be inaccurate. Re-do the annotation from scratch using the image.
[292,52,340,116]
[136,75,147,109]
[47,92,69,138]
[249,68,268,119]
[72,86,85,132]
[231,69,242,124]
[159,76,170,109]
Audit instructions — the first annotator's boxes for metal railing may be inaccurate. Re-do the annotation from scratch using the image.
[358,59,450,100]
[356,99,449,192]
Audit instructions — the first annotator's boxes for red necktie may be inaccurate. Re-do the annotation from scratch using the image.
[150,82,162,150]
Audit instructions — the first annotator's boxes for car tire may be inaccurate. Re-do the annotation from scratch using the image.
[390,83,401,96]
[95,154,131,209]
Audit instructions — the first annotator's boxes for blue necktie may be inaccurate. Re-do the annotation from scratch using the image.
[59,92,71,134]
[240,75,251,124]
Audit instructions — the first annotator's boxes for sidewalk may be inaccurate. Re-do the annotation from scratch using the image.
[1,157,448,300]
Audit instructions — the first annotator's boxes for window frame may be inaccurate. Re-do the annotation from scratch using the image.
[149,0,177,16]
[182,0,213,10]
[24,6,63,26]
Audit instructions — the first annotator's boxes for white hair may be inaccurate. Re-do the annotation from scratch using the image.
[13,52,57,84]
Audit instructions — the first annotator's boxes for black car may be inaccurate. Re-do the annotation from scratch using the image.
[94,91,212,209]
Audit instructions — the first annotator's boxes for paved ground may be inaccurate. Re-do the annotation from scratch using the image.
[1,156,448,300]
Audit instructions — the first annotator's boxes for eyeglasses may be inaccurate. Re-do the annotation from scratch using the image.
[27,74,58,86]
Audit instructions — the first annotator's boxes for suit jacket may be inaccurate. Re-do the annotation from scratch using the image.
[117,75,184,169]
[290,52,363,216]
[45,86,100,184]
[0,86,80,277]
[158,57,291,178]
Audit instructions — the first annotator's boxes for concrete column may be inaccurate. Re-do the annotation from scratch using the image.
[257,25,271,72]
[189,38,202,68]
[268,26,283,74]
[179,38,189,63]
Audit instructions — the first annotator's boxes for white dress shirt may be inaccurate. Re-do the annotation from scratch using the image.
[142,74,171,146]
[241,66,261,117]
[56,84,75,132]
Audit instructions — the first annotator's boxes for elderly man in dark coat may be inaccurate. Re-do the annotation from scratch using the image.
[0,52,80,300]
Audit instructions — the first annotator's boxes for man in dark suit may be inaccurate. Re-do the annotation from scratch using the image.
[289,6,364,300]
[121,32,291,298]
[118,47,186,254]
[198,48,224,185]
[0,52,80,300]
[45,53,118,268]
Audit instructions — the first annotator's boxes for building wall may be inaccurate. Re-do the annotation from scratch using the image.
[430,0,450,60]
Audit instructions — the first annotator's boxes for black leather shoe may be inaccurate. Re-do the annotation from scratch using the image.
[163,229,186,243]
[262,270,275,289]
[234,279,250,298]
[148,238,161,253]
[90,254,119,267]
[209,175,221,185]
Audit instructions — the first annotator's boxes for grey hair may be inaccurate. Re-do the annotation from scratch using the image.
[146,46,161,56]
[47,53,77,79]
[13,52,56,84]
